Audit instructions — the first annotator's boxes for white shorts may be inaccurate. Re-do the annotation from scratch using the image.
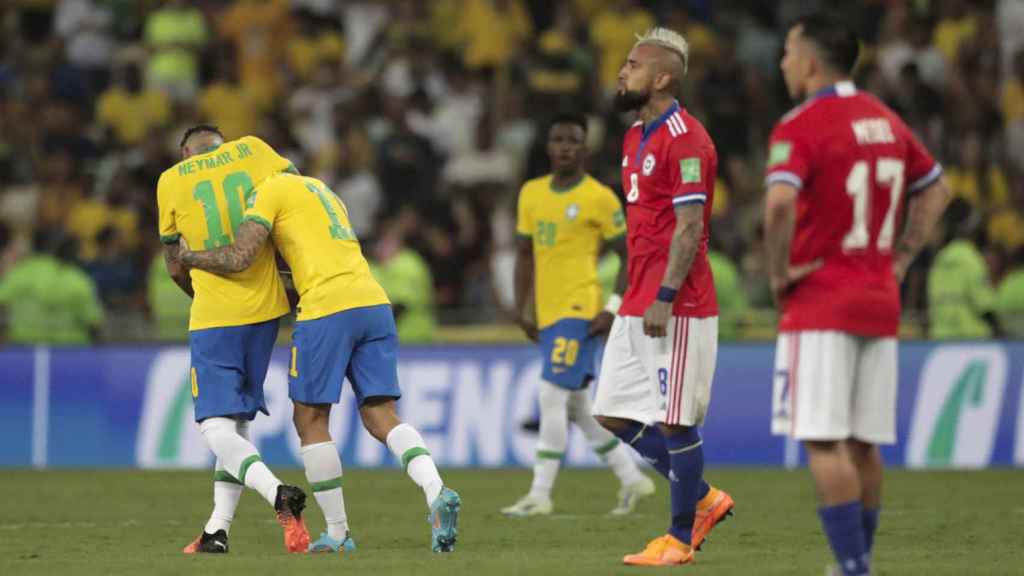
[771,331,897,444]
[593,315,718,426]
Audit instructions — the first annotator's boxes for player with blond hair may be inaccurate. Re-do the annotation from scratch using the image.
[592,28,734,567]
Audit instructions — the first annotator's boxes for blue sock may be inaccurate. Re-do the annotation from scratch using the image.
[613,421,671,479]
[818,501,870,576]
[664,427,704,546]
[862,507,879,554]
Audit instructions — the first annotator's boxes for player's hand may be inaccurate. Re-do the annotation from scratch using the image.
[893,260,909,284]
[588,310,615,336]
[175,237,192,265]
[642,300,672,338]
[517,317,539,342]
[770,259,823,307]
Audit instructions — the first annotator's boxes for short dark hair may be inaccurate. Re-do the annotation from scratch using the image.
[792,12,861,75]
[547,112,588,136]
[179,124,224,148]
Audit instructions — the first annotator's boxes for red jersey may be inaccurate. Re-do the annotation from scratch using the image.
[766,81,941,337]
[620,102,718,318]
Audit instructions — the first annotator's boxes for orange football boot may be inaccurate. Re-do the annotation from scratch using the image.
[692,485,734,550]
[623,534,695,566]
[274,485,311,553]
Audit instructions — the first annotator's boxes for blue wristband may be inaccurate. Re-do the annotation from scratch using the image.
[656,287,678,303]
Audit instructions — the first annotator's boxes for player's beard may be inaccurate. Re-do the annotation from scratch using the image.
[614,88,650,112]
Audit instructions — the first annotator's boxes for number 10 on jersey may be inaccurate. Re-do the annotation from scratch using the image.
[193,171,255,249]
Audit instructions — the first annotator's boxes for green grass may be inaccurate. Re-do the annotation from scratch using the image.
[1,468,1020,575]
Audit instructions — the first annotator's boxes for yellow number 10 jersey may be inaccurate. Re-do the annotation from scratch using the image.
[157,135,291,330]
[517,174,626,329]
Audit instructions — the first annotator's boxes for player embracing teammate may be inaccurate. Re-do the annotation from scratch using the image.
[764,13,951,576]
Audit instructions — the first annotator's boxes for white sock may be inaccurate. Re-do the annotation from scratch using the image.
[570,389,644,486]
[205,421,248,534]
[530,382,570,499]
[200,417,281,506]
[385,423,443,506]
[206,460,244,534]
[302,441,349,540]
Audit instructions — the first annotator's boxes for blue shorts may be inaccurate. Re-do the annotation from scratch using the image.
[289,304,402,406]
[539,318,599,390]
[190,318,280,422]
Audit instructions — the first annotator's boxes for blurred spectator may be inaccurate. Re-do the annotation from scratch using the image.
[35,150,85,231]
[945,131,1011,209]
[370,211,437,343]
[288,9,345,83]
[96,61,171,146]
[878,17,946,90]
[333,122,381,239]
[928,200,1002,339]
[453,0,533,71]
[933,0,977,64]
[525,4,595,113]
[1006,51,1024,124]
[996,247,1024,337]
[143,0,208,102]
[0,231,103,344]
[147,250,190,340]
[219,0,292,109]
[82,224,139,307]
[376,95,441,215]
[589,0,654,94]
[53,0,114,100]
[288,61,350,158]
[198,53,258,141]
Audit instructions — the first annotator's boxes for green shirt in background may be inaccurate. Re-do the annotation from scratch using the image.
[371,249,437,343]
[928,240,995,339]
[597,251,620,306]
[147,255,192,341]
[0,255,104,345]
[996,268,1024,338]
[708,250,748,341]
[144,7,207,84]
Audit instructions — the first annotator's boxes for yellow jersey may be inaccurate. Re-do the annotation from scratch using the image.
[157,135,292,330]
[243,174,390,322]
[516,174,625,329]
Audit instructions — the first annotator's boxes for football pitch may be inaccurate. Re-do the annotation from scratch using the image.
[1,468,1020,575]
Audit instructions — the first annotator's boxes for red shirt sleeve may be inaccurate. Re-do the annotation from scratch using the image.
[667,136,713,206]
[765,119,812,191]
[901,121,942,194]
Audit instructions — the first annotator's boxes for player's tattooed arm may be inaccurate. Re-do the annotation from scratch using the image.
[660,203,704,292]
[513,235,538,341]
[893,177,953,283]
[643,203,703,337]
[162,243,194,298]
[178,221,270,275]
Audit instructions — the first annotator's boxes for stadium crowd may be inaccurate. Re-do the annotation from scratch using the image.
[0,0,1022,344]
